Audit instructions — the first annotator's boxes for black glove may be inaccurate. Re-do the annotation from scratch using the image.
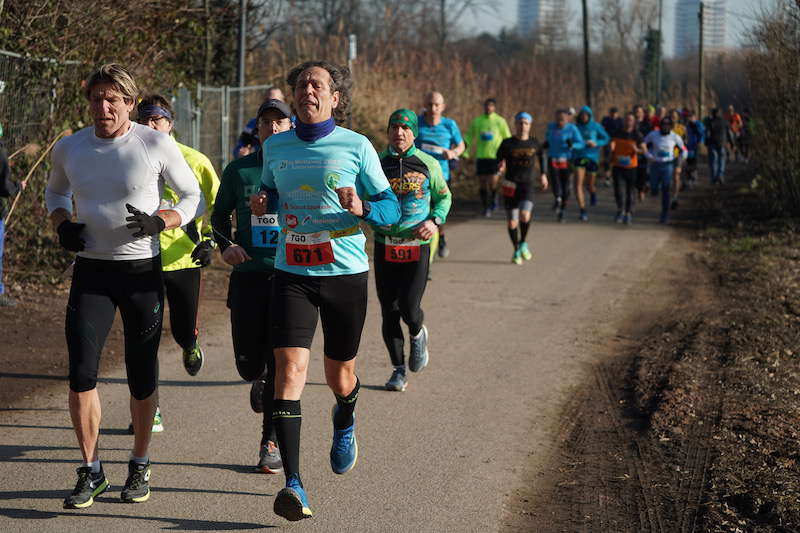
[566,138,574,148]
[191,239,215,267]
[125,203,166,238]
[57,220,85,252]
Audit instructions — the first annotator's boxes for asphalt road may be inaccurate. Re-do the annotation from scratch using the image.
[0,188,675,532]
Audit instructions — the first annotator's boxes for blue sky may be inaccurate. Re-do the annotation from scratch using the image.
[461,0,766,56]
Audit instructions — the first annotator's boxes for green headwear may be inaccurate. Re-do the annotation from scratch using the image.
[387,108,418,137]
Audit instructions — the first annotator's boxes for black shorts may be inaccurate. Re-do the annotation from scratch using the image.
[271,270,368,361]
[503,182,535,211]
[572,158,599,172]
[66,256,163,400]
[227,270,274,381]
[476,158,499,176]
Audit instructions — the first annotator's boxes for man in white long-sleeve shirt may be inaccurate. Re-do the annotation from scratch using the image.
[45,63,203,509]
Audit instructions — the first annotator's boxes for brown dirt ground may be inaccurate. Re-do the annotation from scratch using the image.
[502,165,800,532]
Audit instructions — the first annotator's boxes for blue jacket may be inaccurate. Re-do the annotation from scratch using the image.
[544,122,584,160]
[686,119,705,153]
[572,106,610,162]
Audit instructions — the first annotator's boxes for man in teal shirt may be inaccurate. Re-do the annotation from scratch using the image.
[466,98,511,217]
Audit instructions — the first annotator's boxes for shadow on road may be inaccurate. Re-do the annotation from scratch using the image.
[0,506,274,530]
[0,372,243,388]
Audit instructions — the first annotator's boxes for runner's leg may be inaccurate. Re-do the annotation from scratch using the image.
[162,269,201,351]
[374,243,405,367]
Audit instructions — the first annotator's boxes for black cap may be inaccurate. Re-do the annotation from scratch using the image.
[257,99,292,120]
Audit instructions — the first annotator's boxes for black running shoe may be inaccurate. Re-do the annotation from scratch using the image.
[120,460,151,503]
[63,466,109,509]
[250,379,266,413]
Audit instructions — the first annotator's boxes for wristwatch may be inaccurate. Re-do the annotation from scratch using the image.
[431,216,443,226]
[359,201,372,219]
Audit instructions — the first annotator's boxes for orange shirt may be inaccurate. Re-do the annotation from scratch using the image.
[725,112,743,134]
[611,131,644,169]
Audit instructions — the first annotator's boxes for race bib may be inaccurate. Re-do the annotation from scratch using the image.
[420,143,444,155]
[251,214,279,248]
[480,131,494,141]
[285,230,335,266]
[384,236,421,263]
[501,180,517,198]
[657,150,671,158]
[550,157,569,169]
[616,155,632,167]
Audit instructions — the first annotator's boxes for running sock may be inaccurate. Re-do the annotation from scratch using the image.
[394,365,406,374]
[479,188,488,210]
[333,377,360,430]
[508,227,519,249]
[519,221,530,243]
[273,399,301,478]
[261,375,277,446]
[130,454,149,465]
[84,459,101,473]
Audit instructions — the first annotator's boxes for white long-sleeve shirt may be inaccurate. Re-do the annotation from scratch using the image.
[643,130,687,164]
[46,122,204,261]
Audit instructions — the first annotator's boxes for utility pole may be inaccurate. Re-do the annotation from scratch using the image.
[237,0,247,131]
[439,0,447,51]
[581,0,592,107]
[655,0,663,105]
[698,2,705,118]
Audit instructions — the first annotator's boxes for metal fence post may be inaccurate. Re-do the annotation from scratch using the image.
[221,86,230,171]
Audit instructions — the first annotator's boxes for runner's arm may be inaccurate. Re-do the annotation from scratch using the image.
[210,165,237,251]
[595,123,610,148]
[45,139,74,228]
[427,158,452,224]
[355,138,401,226]
[196,155,221,239]
[0,149,19,198]
[159,138,204,229]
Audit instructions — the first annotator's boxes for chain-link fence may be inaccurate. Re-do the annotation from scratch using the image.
[192,83,274,172]
[0,49,84,153]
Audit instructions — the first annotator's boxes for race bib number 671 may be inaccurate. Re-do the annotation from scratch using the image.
[285,230,335,266]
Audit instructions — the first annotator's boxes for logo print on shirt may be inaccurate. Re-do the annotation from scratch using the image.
[325,172,340,190]
[285,214,298,229]
[389,171,426,200]
[279,160,288,170]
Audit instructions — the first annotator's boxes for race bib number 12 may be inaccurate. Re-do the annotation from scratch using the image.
[285,230,335,266]
[251,214,280,248]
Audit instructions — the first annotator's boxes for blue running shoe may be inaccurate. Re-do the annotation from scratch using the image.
[330,406,358,474]
[274,473,312,521]
[518,242,533,261]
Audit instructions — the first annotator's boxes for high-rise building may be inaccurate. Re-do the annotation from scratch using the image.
[674,0,728,57]
[518,0,568,46]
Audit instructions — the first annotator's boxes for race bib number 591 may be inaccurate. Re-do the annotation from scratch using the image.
[285,231,335,266]
[385,237,421,263]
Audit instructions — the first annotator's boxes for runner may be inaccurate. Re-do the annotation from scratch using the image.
[45,64,203,508]
[643,116,687,224]
[122,95,220,434]
[212,98,293,474]
[650,105,666,129]
[669,109,687,210]
[600,107,623,187]
[233,87,285,159]
[572,106,610,221]
[724,104,744,161]
[465,98,511,218]
[372,109,451,391]
[633,105,653,201]
[0,132,24,307]
[249,60,400,521]
[704,107,734,185]
[609,112,647,225]
[684,109,705,188]
[543,109,584,223]
[496,112,547,263]
[415,91,463,259]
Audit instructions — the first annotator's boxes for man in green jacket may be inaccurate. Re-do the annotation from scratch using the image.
[212,98,293,474]
[466,98,511,218]
[371,109,452,392]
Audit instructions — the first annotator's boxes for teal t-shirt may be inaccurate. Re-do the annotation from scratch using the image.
[261,127,391,276]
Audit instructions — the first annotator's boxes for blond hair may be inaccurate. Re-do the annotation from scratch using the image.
[85,63,138,102]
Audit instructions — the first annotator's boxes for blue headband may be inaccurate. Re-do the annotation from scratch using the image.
[515,112,532,122]
[137,104,173,121]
